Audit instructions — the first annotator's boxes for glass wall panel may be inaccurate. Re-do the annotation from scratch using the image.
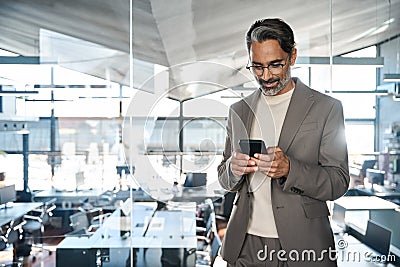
[332,93,376,119]
[0,1,133,266]
[345,123,375,154]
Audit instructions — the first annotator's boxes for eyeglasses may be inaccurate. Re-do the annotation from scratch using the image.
[246,59,288,76]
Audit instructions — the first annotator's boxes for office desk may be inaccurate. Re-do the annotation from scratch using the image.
[356,187,400,204]
[91,203,196,249]
[171,188,224,204]
[56,202,197,267]
[90,202,157,248]
[110,189,155,203]
[57,202,157,267]
[143,210,196,248]
[332,197,400,266]
[0,202,43,226]
[34,188,106,206]
[334,196,399,210]
[34,189,107,229]
[333,196,399,231]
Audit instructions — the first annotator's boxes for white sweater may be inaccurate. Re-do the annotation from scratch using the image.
[247,88,294,238]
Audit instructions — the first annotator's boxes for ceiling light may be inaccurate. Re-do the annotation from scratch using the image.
[383,74,400,82]
[370,24,389,36]
[295,56,384,67]
[383,18,395,25]
[325,90,388,95]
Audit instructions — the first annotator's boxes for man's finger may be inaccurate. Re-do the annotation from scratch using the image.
[233,150,250,160]
[232,158,256,167]
[254,153,273,162]
[266,146,276,154]
[232,165,258,175]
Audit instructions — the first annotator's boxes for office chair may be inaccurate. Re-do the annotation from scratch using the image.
[360,160,377,178]
[183,222,220,267]
[68,209,110,236]
[197,212,217,251]
[0,219,24,251]
[22,198,57,261]
[68,211,93,236]
[197,198,226,245]
[196,199,214,228]
[195,229,222,267]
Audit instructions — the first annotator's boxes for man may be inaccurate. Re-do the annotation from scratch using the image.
[218,18,349,267]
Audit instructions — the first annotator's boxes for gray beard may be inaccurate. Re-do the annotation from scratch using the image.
[260,68,291,96]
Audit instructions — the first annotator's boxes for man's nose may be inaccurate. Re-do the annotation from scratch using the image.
[262,68,273,80]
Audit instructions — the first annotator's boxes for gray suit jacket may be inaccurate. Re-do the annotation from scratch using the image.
[218,78,350,266]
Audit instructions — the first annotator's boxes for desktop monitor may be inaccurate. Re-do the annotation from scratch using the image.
[370,209,400,253]
[391,158,400,174]
[75,172,85,189]
[365,220,392,257]
[0,184,16,206]
[116,165,131,176]
[366,168,385,186]
[361,160,376,178]
[183,173,207,188]
[332,202,346,231]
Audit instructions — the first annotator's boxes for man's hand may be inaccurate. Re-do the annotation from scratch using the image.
[254,146,290,178]
[230,151,258,177]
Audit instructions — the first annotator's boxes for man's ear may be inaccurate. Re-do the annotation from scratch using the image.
[290,48,297,66]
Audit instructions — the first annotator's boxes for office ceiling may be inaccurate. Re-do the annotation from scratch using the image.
[0,0,399,95]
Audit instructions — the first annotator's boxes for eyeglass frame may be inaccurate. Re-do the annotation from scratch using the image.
[246,56,290,76]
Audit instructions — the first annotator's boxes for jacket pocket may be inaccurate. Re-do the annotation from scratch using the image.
[302,201,330,219]
[298,122,318,133]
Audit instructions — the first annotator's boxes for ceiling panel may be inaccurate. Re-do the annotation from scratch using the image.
[0,0,398,89]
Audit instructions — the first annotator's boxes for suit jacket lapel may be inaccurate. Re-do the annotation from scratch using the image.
[278,78,314,152]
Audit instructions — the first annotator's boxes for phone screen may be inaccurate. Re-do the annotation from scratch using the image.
[239,139,267,157]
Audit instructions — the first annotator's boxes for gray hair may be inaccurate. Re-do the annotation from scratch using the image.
[246,18,296,55]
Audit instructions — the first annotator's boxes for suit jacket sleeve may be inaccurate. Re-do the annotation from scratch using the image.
[280,100,349,201]
[218,107,245,192]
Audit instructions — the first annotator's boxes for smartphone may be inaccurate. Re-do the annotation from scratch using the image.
[239,139,267,157]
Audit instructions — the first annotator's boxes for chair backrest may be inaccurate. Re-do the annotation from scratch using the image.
[365,220,392,257]
[42,198,57,224]
[69,212,90,232]
[0,236,7,250]
[200,199,214,225]
[205,212,217,234]
[210,232,222,264]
